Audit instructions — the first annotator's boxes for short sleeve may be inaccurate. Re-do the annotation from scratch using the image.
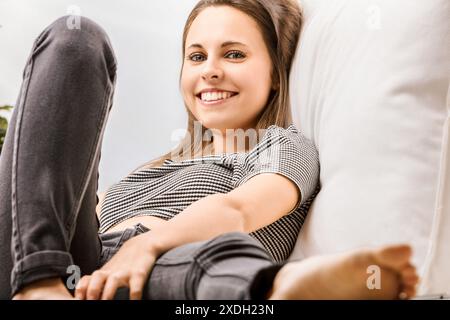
[234,125,320,213]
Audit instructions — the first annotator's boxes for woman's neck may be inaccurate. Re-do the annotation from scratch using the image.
[211,128,258,155]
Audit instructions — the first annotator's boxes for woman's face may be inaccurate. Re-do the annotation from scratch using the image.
[181,5,274,133]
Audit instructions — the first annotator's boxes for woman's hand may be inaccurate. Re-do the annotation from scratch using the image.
[74,233,157,300]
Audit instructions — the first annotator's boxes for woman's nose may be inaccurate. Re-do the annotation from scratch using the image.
[201,60,224,81]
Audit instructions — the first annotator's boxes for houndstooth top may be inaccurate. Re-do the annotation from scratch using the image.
[99,124,320,262]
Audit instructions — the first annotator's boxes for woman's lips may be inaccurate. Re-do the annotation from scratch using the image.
[196,93,239,107]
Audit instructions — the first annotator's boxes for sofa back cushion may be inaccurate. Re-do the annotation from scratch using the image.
[288,0,450,294]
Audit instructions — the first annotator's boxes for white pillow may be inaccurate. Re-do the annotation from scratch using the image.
[288,0,450,295]
[420,90,450,295]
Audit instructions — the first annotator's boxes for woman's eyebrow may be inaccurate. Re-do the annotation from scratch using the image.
[187,41,248,50]
[219,41,247,48]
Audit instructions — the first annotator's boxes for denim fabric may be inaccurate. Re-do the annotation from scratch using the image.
[143,231,285,300]
[104,228,285,300]
[0,15,117,298]
[0,15,284,300]
[99,223,151,266]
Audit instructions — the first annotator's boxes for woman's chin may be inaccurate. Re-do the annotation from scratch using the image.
[194,117,223,130]
[200,122,227,133]
[202,121,253,133]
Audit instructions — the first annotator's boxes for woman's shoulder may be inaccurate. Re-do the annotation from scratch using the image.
[244,124,318,166]
[252,124,308,150]
[266,123,299,132]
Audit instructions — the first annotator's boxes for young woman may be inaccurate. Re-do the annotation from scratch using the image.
[0,0,418,300]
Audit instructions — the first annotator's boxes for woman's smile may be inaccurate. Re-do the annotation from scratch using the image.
[196,90,239,107]
[181,5,274,133]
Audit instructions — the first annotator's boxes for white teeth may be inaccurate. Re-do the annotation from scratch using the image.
[200,91,234,102]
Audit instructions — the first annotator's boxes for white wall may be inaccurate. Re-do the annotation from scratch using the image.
[0,0,198,192]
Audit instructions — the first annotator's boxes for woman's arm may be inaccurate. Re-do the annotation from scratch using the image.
[75,172,300,300]
[142,172,301,257]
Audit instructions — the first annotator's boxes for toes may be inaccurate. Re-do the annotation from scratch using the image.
[399,285,417,299]
[403,276,419,287]
[402,272,419,284]
[398,265,419,300]
[401,264,416,275]
[374,244,412,270]
[400,264,419,286]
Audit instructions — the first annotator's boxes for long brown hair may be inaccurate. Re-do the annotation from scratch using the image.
[132,0,303,172]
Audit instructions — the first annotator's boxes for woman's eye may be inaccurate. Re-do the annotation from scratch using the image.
[188,51,246,62]
[189,53,206,62]
[225,51,246,59]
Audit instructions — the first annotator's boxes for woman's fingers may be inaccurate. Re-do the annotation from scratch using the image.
[86,271,108,300]
[100,273,146,300]
[75,275,91,300]
[74,271,147,300]
[101,274,127,300]
[129,274,146,300]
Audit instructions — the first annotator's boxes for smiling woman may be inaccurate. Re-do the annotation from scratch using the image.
[0,0,418,301]
[132,0,302,169]
[182,5,275,136]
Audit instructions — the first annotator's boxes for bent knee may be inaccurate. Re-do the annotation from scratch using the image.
[36,15,116,73]
[43,16,113,56]
[47,15,109,41]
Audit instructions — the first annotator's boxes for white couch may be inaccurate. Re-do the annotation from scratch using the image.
[288,0,450,295]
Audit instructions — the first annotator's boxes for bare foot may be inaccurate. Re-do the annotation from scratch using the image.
[268,244,419,300]
[12,278,75,300]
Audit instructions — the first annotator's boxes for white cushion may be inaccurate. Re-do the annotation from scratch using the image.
[288,0,450,295]
[420,90,450,295]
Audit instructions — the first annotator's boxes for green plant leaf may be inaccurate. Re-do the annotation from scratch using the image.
[0,117,7,129]
[0,105,13,153]
[0,105,13,111]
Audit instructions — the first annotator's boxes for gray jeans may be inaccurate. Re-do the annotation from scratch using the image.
[0,16,284,299]
[102,224,283,300]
